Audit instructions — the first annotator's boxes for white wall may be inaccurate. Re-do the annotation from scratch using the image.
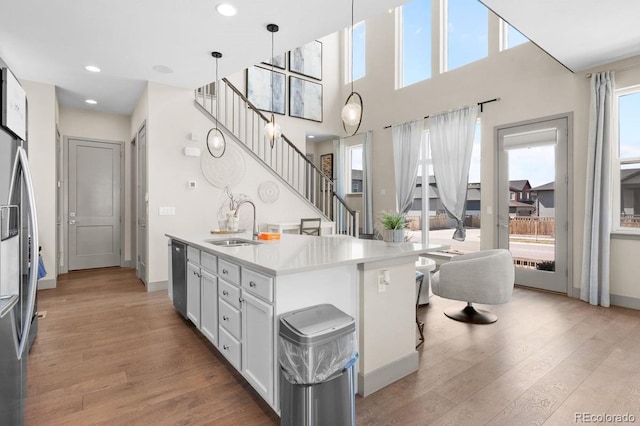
[226,32,344,151]
[21,80,57,287]
[145,82,326,286]
[334,8,640,302]
[58,106,132,262]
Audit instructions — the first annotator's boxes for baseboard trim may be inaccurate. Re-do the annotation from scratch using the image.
[357,351,418,397]
[37,278,57,290]
[610,294,640,310]
[147,280,168,293]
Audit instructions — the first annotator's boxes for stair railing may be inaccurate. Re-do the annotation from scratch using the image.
[195,78,358,237]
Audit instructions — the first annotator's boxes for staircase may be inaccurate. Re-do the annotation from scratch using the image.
[194,78,358,237]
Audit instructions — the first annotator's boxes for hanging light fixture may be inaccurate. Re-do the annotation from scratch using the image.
[342,0,363,135]
[207,51,226,158]
[264,23,282,149]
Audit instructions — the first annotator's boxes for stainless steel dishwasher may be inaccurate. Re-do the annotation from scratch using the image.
[171,240,187,318]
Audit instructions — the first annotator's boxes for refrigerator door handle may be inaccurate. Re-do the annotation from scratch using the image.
[7,146,39,360]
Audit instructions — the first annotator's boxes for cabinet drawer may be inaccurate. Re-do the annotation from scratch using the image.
[218,327,241,370]
[219,279,241,310]
[187,246,200,263]
[201,251,217,273]
[241,268,274,303]
[219,299,241,340]
[218,259,240,284]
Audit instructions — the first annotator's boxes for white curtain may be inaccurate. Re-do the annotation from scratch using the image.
[581,71,614,307]
[392,121,423,215]
[334,138,347,232]
[362,131,374,235]
[429,105,478,241]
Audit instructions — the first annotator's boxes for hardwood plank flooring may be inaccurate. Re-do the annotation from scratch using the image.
[26,268,640,425]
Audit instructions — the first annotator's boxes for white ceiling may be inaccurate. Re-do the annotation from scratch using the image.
[480,0,640,72]
[2,1,640,116]
[0,0,405,115]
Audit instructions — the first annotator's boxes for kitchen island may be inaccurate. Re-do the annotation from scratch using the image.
[166,232,445,412]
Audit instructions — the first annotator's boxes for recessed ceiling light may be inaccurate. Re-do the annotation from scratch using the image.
[85,65,101,73]
[216,3,237,17]
[308,135,316,139]
[152,64,173,74]
[85,99,97,105]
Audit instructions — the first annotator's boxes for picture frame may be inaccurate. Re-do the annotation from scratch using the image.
[246,66,286,115]
[289,40,322,80]
[1,67,27,141]
[289,76,323,122]
[320,153,333,180]
[262,53,286,70]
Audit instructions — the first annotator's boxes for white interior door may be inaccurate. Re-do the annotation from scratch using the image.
[136,123,148,284]
[496,116,569,293]
[68,138,121,270]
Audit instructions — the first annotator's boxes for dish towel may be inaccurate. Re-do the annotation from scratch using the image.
[37,255,47,280]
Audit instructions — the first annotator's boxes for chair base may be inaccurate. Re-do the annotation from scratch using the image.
[444,304,497,324]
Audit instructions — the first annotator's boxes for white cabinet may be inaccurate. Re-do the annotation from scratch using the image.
[186,260,201,328]
[241,290,274,404]
[200,269,218,347]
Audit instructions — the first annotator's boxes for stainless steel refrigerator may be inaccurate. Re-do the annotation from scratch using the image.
[0,63,40,424]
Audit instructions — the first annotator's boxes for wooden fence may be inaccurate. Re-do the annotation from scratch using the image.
[509,217,555,236]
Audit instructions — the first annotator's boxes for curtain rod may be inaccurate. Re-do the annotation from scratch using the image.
[382,97,500,130]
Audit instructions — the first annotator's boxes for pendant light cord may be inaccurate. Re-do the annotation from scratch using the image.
[215,57,219,129]
[271,29,275,115]
[350,0,354,95]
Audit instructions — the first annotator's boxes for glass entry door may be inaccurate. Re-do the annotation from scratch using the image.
[496,116,569,293]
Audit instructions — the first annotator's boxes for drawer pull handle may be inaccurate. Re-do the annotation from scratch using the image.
[223,290,229,296]
[222,269,228,275]
[223,345,229,350]
[249,281,256,287]
[223,316,229,321]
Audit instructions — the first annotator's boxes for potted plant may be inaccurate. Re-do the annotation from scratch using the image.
[380,211,406,246]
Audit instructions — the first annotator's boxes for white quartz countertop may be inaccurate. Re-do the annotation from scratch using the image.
[166,232,447,276]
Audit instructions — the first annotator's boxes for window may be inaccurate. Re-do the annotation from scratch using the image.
[346,21,366,83]
[614,88,640,232]
[347,145,363,193]
[444,0,488,72]
[397,0,431,88]
[499,20,528,51]
[409,120,481,250]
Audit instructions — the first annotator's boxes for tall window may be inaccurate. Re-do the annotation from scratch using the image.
[499,20,528,51]
[444,0,488,71]
[615,88,640,232]
[346,21,366,83]
[347,145,363,193]
[409,120,481,250]
[398,0,431,88]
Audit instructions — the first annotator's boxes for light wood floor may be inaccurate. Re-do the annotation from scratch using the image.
[27,268,640,425]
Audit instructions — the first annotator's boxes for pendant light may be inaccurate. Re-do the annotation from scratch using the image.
[264,23,282,149]
[341,0,363,135]
[207,51,226,158]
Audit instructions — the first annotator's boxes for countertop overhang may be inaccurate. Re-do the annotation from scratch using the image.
[166,232,446,276]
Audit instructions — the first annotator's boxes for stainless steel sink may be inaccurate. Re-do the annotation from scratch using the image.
[206,238,262,247]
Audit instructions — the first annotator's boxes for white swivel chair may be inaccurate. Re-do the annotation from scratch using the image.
[431,249,514,324]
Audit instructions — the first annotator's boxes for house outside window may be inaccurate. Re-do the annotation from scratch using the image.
[614,87,640,232]
[409,120,481,252]
[345,21,366,83]
[397,0,431,88]
[443,0,488,72]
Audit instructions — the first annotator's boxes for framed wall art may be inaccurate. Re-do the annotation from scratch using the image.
[262,53,286,70]
[289,76,322,122]
[1,67,27,140]
[246,66,286,115]
[320,153,333,179]
[289,40,322,80]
